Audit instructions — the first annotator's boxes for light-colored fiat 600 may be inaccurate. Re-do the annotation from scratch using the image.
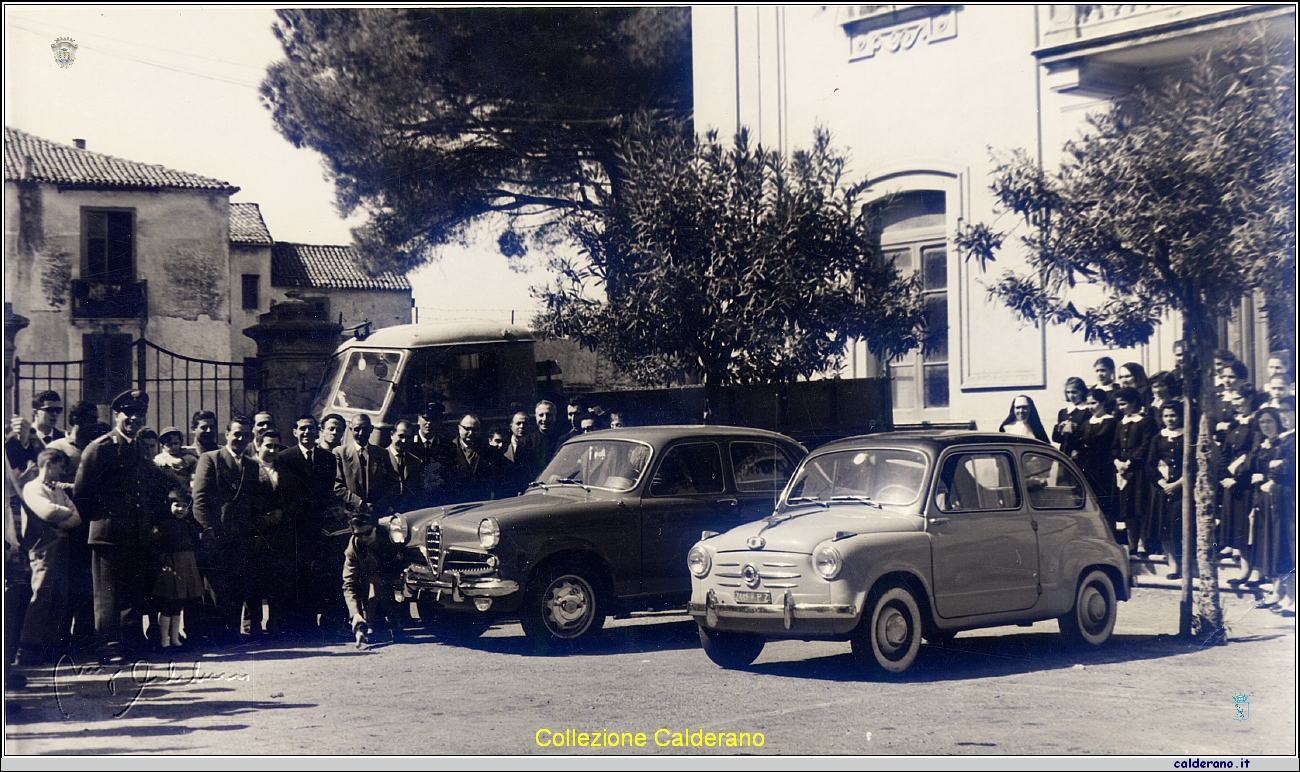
[687,431,1129,674]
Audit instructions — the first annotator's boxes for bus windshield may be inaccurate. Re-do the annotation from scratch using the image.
[332,350,404,413]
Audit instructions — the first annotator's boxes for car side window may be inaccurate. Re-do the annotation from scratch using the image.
[650,443,725,496]
[1022,452,1085,509]
[934,452,1020,512]
[730,442,795,492]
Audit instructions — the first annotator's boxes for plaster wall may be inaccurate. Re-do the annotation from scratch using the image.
[266,287,412,333]
[691,5,1239,433]
[4,181,234,364]
[230,242,272,362]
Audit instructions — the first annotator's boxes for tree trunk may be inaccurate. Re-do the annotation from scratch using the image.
[1186,311,1225,642]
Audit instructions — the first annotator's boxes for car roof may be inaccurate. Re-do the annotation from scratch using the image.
[811,430,1053,455]
[568,425,805,450]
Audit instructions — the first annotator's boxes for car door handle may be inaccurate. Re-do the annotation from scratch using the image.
[928,517,950,524]
[716,498,738,507]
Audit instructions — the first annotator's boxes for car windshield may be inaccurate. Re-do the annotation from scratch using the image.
[332,350,404,413]
[780,448,928,511]
[536,440,653,492]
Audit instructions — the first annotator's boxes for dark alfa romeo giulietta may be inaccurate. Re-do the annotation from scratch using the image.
[386,425,806,650]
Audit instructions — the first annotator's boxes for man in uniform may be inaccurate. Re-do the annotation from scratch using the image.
[72,389,162,657]
[192,417,270,644]
[31,391,66,446]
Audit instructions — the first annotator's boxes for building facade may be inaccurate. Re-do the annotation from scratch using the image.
[692,4,1292,431]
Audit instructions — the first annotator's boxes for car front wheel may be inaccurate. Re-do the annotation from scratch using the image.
[520,567,604,650]
[852,586,922,674]
[698,626,765,669]
[1058,569,1117,646]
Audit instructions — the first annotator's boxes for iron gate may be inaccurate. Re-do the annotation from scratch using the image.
[12,338,255,435]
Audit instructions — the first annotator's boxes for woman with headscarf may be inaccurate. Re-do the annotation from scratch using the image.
[998,394,1049,443]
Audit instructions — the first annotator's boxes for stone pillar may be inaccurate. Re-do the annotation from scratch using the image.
[5,302,30,419]
[242,292,342,426]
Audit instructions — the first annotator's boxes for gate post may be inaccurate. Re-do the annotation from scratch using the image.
[5,302,30,418]
[242,292,342,426]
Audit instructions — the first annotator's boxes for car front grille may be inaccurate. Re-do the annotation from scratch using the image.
[714,552,805,589]
[443,549,494,577]
[425,522,443,576]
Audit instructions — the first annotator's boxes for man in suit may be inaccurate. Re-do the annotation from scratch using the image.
[192,417,270,643]
[387,420,429,511]
[446,414,501,503]
[273,414,348,637]
[188,410,220,456]
[31,391,66,446]
[72,389,163,656]
[515,400,565,486]
[335,414,396,516]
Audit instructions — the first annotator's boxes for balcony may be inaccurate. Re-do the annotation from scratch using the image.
[71,279,148,319]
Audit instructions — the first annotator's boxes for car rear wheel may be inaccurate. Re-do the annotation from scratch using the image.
[1058,569,1117,646]
[520,566,605,651]
[852,586,922,674]
[698,626,765,669]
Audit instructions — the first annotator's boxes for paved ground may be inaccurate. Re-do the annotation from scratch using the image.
[4,583,1294,757]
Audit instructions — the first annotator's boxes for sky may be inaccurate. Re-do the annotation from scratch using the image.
[3,5,549,326]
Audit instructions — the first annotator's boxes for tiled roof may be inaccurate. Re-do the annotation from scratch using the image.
[230,203,274,245]
[3,126,239,193]
[272,242,411,291]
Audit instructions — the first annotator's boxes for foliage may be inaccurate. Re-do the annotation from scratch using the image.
[534,121,926,392]
[260,8,692,274]
[954,32,1295,638]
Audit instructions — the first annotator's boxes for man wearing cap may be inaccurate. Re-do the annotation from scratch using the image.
[73,389,164,655]
[31,391,66,446]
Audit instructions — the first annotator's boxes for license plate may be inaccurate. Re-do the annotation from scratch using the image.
[734,591,771,604]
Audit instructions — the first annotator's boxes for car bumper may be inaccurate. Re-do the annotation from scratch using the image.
[689,589,859,636]
[402,563,519,600]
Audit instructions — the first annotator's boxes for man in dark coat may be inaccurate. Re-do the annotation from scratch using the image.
[72,389,163,655]
[273,414,348,637]
[446,414,501,503]
[192,417,270,643]
[31,391,66,446]
[387,420,430,511]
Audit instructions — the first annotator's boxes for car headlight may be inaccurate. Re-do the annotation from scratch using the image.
[387,514,408,545]
[687,545,711,578]
[478,517,501,550]
[813,545,842,580]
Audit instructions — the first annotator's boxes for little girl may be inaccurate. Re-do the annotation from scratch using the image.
[152,488,205,649]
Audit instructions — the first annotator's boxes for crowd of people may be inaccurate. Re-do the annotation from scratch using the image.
[998,351,1296,615]
[5,389,625,665]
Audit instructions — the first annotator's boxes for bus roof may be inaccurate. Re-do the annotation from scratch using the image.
[335,322,535,353]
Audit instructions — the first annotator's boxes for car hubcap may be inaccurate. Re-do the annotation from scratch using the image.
[544,577,591,636]
[1081,586,1107,632]
[877,605,910,655]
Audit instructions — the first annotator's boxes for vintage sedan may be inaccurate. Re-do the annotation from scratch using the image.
[687,431,1129,673]
[387,426,806,650]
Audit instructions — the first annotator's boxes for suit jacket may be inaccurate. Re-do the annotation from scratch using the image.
[335,442,397,514]
[387,447,428,511]
[516,430,564,483]
[73,429,164,547]
[192,447,266,542]
[447,439,502,503]
[274,443,346,537]
[35,427,65,446]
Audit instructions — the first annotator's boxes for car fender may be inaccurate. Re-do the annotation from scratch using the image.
[831,531,934,623]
